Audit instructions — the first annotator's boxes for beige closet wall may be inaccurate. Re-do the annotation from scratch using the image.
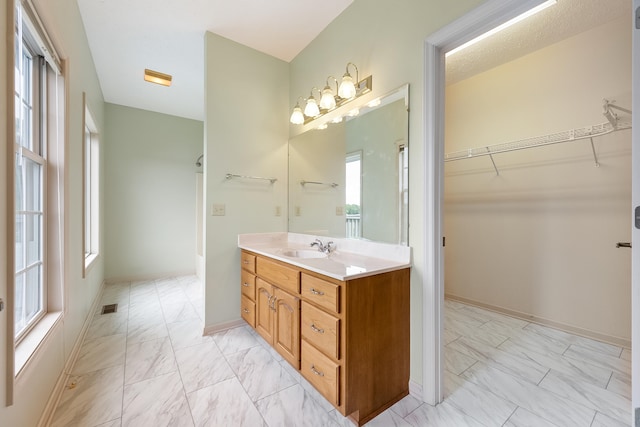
[444,16,632,344]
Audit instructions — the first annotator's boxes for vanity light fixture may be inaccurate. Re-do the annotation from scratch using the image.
[144,68,172,87]
[320,77,339,110]
[289,97,305,125]
[304,88,321,117]
[338,62,358,99]
[290,62,372,126]
[446,0,556,57]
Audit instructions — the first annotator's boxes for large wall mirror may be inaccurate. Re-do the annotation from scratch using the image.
[288,84,409,245]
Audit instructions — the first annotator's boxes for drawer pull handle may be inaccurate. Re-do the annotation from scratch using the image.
[310,365,324,377]
[242,282,250,287]
[310,288,325,296]
[243,260,250,264]
[243,308,250,314]
[310,324,325,334]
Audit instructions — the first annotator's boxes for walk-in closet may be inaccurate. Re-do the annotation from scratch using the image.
[440,1,633,424]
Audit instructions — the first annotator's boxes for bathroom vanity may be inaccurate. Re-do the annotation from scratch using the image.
[238,232,411,426]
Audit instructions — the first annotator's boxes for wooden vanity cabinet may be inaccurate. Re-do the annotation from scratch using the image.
[240,253,257,327]
[240,250,410,426]
[253,264,301,369]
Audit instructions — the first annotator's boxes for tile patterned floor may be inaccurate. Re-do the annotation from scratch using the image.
[49,276,632,426]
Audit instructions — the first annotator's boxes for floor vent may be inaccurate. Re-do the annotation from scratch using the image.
[101,304,118,314]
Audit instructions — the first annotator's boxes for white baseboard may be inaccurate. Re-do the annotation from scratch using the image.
[445,293,631,349]
[37,280,107,427]
[203,319,246,336]
[104,271,196,284]
[409,380,423,402]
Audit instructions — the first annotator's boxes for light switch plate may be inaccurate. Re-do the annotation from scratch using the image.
[336,206,344,216]
[275,206,281,216]
[295,206,301,216]
[211,204,225,216]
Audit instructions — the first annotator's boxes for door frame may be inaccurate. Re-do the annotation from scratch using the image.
[631,0,639,422]
[422,0,575,405]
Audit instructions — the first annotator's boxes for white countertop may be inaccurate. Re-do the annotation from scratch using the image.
[238,232,411,281]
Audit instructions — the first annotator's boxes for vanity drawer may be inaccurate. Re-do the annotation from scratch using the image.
[302,301,340,360]
[257,257,300,294]
[301,340,340,407]
[241,251,256,274]
[241,270,256,300]
[301,274,341,313]
[241,295,256,327]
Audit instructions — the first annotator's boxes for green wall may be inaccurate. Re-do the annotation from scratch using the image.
[104,103,203,279]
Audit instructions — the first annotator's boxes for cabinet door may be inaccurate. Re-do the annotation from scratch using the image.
[273,287,300,369]
[255,278,273,344]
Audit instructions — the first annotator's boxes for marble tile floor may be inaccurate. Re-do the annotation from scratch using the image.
[49,276,632,426]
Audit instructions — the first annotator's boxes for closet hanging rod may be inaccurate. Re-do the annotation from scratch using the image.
[300,180,339,188]
[444,121,630,162]
[225,173,277,184]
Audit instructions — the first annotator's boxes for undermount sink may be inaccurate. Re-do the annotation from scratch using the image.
[281,249,327,259]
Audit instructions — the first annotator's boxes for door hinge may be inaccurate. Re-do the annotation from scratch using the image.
[443,236,446,247]
[0,298,4,312]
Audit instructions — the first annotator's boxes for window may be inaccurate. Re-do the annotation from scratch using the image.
[345,151,362,238]
[83,97,99,274]
[398,143,408,245]
[14,20,46,342]
[13,0,64,352]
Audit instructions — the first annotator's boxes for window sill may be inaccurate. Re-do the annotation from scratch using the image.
[15,311,63,377]
[84,252,100,277]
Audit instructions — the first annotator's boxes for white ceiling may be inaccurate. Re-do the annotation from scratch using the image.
[76,0,630,122]
[76,0,353,121]
[446,0,631,85]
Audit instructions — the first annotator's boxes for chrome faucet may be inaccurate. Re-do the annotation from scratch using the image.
[310,239,335,254]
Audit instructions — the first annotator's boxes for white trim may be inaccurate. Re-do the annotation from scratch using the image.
[408,380,423,402]
[631,0,640,419]
[203,319,246,336]
[422,0,549,406]
[36,280,106,427]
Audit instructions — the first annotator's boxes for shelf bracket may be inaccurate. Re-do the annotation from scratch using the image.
[589,137,600,167]
[487,148,499,176]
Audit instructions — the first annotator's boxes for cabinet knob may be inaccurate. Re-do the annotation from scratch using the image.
[242,282,250,287]
[310,324,325,334]
[243,308,250,314]
[310,365,325,377]
[310,288,325,296]
[243,260,250,264]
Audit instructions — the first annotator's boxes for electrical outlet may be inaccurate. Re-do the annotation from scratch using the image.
[336,206,344,216]
[211,204,225,216]
[275,206,281,216]
[295,206,301,216]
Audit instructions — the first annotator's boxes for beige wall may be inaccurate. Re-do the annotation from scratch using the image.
[444,16,632,343]
[203,32,289,328]
[288,0,484,388]
[1,0,106,425]
[104,103,203,280]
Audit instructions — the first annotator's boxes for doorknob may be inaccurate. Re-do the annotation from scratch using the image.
[616,242,632,248]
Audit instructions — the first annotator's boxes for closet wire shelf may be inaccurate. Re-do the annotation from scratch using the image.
[444,100,632,175]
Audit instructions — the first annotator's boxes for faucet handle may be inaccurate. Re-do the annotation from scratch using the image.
[326,241,335,253]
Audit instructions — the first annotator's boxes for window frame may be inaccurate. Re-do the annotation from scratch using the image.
[14,25,48,344]
[82,94,99,275]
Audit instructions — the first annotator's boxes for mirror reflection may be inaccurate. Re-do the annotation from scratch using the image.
[288,85,409,245]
